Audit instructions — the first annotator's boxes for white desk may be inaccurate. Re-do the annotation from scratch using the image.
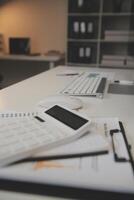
[0,65,134,154]
[0,66,134,199]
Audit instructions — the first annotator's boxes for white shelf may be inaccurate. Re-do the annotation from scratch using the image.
[67,62,97,67]
[102,13,134,16]
[100,64,134,69]
[68,39,134,43]
[68,13,100,16]
[100,39,134,43]
[69,13,134,16]
[68,39,98,42]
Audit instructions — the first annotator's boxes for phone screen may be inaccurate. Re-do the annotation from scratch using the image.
[45,105,88,130]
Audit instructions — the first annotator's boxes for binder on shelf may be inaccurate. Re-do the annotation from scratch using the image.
[78,0,83,8]
[71,20,94,38]
[80,22,86,33]
[87,22,93,33]
[79,47,91,58]
[85,47,91,57]
[73,21,79,33]
[79,47,84,57]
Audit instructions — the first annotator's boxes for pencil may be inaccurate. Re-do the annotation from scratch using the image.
[12,150,109,165]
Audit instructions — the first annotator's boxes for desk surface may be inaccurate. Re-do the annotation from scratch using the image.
[0,65,134,154]
[0,66,134,199]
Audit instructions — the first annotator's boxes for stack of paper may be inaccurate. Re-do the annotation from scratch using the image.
[101,55,125,67]
[104,30,134,42]
[126,56,134,68]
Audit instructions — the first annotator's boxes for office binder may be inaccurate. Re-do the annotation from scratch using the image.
[0,119,134,200]
[110,121,134,174]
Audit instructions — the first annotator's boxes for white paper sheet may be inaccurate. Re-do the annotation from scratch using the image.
[34,120,110,157]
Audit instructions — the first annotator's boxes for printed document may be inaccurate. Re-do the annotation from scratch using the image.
[0,118,133,193]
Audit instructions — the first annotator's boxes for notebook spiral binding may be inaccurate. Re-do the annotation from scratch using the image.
[0,112,38,118]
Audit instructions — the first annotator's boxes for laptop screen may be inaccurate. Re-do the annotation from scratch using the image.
[9,37,30,55]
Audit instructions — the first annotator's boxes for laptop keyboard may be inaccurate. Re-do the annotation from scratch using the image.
[60,72,107,98]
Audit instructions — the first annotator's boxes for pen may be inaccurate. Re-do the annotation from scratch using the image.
[56,73,79,76]
[114,80,134,85]
[11,150,109,165]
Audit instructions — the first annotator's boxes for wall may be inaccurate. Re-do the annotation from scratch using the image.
[0,0,67,54]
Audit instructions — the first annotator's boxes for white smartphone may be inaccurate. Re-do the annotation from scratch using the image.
[39,105,91,141]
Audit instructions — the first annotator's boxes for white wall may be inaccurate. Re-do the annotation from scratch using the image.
[0,0,68,54]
